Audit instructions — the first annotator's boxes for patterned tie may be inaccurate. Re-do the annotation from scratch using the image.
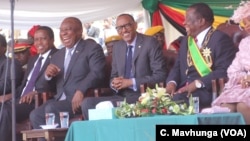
[124,45,133,78]
[22,57,43,96]
[64,48,73,78]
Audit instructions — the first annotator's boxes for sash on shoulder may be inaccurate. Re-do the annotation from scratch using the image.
[188,36,212,77]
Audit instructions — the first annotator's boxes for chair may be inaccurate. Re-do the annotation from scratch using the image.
[211,78,227,101]
[162,50,178,81]
[16,92,52,140]
[95,55,114,97]
[16,88,100,141]
[140,82,165,93]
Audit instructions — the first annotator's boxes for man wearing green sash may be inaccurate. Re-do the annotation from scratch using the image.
[165,3,237,110]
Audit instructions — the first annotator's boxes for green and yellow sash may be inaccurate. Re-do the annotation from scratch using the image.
[188,36,212,77]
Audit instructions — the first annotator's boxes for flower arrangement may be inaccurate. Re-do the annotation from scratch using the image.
[115,85,195,118]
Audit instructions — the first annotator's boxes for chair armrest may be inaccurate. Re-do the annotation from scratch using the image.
[140,82,165,93]
[211,79,217,101]
[34,92,55,108]
[34,93,39,108]
[218,78,225,94]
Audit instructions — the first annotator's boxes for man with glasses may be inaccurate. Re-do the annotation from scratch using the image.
[81,13,167,120]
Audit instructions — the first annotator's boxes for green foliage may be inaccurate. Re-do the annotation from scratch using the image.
[115,84,194,118]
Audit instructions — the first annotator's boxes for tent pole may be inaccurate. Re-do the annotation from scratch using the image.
[10,0,16,141]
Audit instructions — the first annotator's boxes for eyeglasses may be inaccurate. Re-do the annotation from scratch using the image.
[115,23,133,32]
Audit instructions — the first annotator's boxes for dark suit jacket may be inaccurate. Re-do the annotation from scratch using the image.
[16,47,58,98]
[49,39,106,101]
[0,55,23,95]
[111,33,167,92]
[166,30,237,107]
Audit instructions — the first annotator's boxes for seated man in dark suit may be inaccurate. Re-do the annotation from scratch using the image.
[165,3,237,110]
[0,34,23,97]
[29,17,106,128]
[0,26,58,141]
[81,13,167,120]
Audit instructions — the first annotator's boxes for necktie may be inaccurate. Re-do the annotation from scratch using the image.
[59,48,73,101]
[22,57,43,96]
[64,48,73,78]
[194,37,198,43]
[124,45,133,78]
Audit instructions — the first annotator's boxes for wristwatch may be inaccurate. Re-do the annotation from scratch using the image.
[195,80,202,88]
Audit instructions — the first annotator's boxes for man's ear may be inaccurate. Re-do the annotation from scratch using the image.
[200,18,206,26]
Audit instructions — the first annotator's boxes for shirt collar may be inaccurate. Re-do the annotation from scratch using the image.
[66,39,80,53]
[196,26,211,48]
[39,49,51,60]
[127,34,137,47]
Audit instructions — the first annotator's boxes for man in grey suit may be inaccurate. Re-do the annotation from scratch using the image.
[0,26,58,141]
[29,17,106,128]
[81,13,167,120]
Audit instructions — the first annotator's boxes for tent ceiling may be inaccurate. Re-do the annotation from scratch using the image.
[0,0,142,29]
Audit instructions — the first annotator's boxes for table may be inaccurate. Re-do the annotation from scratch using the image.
[65,113,245,141]
[21,128,68,141]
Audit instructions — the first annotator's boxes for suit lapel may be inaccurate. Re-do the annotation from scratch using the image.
[132,34,143,74]
[133,34,143,62]
[38,48,57,79]
[25,56,38,80]
[119,41,127,77]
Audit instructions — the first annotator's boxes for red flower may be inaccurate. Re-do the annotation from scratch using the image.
[141,109,149,114]
[152,108,157,114]
[161,108,168,114]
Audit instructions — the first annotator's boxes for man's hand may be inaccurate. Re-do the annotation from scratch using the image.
[166,82,176,96]
[45,64,60,77]
[72,90,84,114]
[111,77,123,90]
[111,77,133,90]
[176,81,197,97]
[0,93,12,103]
[19,91,37,104]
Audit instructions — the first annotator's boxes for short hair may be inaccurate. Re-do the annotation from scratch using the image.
[66,17,83,31]
[36,26,54,39]
[0,34,7,48]
[117,14,135,22]
[189,3,214,24]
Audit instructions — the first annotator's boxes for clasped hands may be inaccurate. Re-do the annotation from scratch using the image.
[111,76,133,91]
[166,81,197,97]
